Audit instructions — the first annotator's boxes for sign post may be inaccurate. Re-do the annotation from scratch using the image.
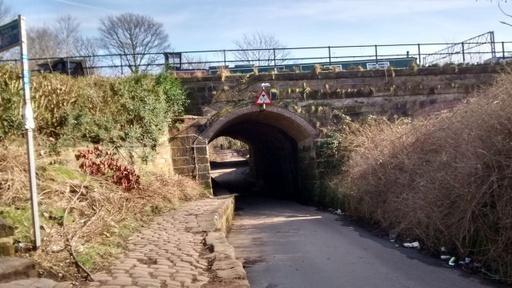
[19,15,41,249]
[0,16,41,249]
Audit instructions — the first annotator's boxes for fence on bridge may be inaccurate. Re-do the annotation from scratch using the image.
[0,31,510,76]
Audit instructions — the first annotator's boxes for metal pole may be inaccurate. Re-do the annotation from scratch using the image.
[163,53,169,72]
[490,31,496,59]
[502,41,506,60]
[328,46,332,65]
[461,42,465,63]
[417,43,422,66]
[18,15,41,250]
[273,48,276,68]
[66,57,70,76]
[374,45,378,64]
[223,50,227,67]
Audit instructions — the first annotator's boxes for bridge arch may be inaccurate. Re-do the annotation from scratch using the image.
[189,106,319,201]
[201,106,317,145]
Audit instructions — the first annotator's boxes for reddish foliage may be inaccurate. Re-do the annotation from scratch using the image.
[75,146,140,191]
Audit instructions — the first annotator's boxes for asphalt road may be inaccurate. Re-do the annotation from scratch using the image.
[227,198,501,288]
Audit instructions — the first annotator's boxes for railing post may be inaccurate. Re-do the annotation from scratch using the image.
[66,57,70,76]
[490,31,496,59]
[502,41,506,60]
[417,43,421,66]
[374,45,378,65]
[273,48,276,68]
[328,46,332,65]
[46,57,52,72]
[461,42,465,63]
[163,53,169,73]
[223,50,227,67]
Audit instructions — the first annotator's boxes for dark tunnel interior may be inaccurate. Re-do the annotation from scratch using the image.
[210,121,299,198]
[206,108,314,200]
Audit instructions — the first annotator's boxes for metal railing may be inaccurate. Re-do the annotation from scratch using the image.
[1,33,511,76]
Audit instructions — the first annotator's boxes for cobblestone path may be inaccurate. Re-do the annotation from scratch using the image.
[88,198,230,288]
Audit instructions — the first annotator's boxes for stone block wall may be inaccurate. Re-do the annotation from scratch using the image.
[169,117,213,191]
[181,64,501,117]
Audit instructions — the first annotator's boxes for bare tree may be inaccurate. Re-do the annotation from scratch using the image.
[499,1,512,26]
[182,54,208,70]
[75,36,99,74]
[27,26,60,59]
[54,15,80,57]
[98,13,169,73]
[233,32,290,66]
[27,15,84,59]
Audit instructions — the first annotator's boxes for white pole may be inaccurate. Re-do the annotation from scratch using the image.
[18,15,41,249]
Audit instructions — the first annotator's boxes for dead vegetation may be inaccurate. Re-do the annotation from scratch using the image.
[0,142,207,281]
[333,73,512,282]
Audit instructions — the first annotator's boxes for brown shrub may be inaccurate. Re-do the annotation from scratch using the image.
[336,74,512,281]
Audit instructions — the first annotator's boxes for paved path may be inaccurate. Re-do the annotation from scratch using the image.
[228,197,502,288]
[88,199,225,288]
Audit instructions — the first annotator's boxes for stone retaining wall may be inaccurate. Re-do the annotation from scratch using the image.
[203,196,249,288]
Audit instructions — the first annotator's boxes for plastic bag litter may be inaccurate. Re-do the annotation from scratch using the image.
[403,241,420,249]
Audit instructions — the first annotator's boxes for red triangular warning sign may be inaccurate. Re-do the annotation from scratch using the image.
[256,90,272,105]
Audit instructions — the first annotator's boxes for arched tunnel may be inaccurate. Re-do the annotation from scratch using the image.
[201,106,318,201]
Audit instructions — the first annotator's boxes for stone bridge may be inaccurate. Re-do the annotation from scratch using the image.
[167,64,502,204]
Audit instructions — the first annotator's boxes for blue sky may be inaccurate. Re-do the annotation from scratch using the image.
[6,0,512,51]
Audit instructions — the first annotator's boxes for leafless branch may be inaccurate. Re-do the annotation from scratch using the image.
[233,32,290,66]
[98,13,170,74]
[500,20,512,27]
[54,15,81,57]
[499,1,512,18]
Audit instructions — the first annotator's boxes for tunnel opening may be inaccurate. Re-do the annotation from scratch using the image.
[201,106,317,202]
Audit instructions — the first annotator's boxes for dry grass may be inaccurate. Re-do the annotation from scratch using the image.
[0,142,207,280]
[334,74,512,282]
[217,67,230,82]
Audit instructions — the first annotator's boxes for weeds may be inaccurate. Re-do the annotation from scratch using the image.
[331,73,512,283]
[0,144,207,280]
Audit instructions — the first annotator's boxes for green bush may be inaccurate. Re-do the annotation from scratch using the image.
[0,66,188,160]
[0,66,23,140]
[114,73,188,161]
